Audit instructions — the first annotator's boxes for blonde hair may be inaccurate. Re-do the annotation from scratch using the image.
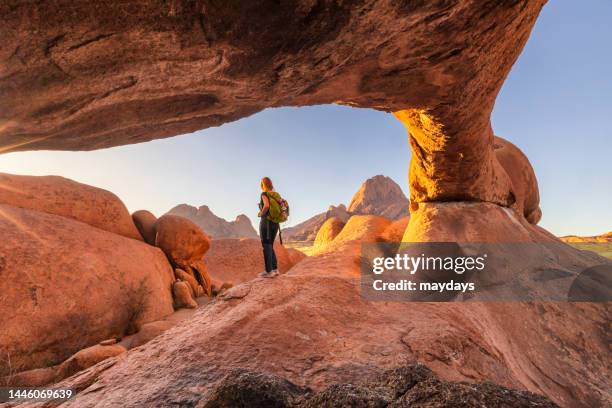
[260,177,274,192]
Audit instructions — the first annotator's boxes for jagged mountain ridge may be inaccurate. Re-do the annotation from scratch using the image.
[283,175,409,242]
[167,204,257,239]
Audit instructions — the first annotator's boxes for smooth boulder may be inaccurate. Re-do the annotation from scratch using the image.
[493,136,541,224]
[175,268,204,298]
[0,203,175,373]
[0,172,142,240]
[314,217,346,246]
[332,215,391,245]
[173,281,197,309]
[132,209,158,245]
[155,214,211,268]
[57,344,127,380]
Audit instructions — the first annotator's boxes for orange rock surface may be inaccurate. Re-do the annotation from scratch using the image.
[0,203,174,373]
[205,239,301,284]
[380,216,410,242]
[132,209,158,245]
[155,214,211,269]
[492,136,541,224]
[332,215,391,245]
[0,172,142,240]
[561,231,612,243]
[43,239,610,408]
[313,217,345,246]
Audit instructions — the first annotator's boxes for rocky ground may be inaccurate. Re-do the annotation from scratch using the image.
[1,189,609,407]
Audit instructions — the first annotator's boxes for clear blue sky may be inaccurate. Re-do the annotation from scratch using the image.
[0,0,610,236]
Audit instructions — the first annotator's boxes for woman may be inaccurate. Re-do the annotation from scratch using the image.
[257,176,280,278]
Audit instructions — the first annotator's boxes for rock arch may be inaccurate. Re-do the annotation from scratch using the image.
[1,0,546,227]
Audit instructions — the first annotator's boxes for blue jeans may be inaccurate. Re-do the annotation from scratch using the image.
[260,218,279,272]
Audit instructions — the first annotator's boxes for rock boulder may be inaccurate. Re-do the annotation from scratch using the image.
[0,172,142,240]
[314,217,345,246]
[493,136,541,224]
[155,214,211,268]
[132,209,158,245]
[0,203,174,374]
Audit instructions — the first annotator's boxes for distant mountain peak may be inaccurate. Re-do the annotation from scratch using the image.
[167,204,257,239]
[347,175,408,220]
[284,175,409,242]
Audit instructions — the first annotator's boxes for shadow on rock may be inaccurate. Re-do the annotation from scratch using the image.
[196,363,558,408]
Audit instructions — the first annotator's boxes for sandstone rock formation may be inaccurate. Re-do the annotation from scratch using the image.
[0,172,142,240]
[122,320,175,350]
[175,268,204,298]
[309,215,392,258]
[3,2,608,406]
[283,204,350,243]
[332,215,391,246]
[32,237,610,408]
[0,1,546,171]
[313,217,345,246]
[55,344,127,381]
[167,204,257,239]
[492,136,541,224]
[347,175,409,220]
[285,175,408,243]
[286,248,307,267]
[155,214,211,268]
[205,239,302,284]
[0,0,550,237]
[6,344,127,388]
[380,216,410,242]
[403,202,551,243]
[561,231,612,243]
[132,209,158,245]
[155,214,213,299]
[173,281,198,309]
[6,305,210,387]
[0,202,175,374]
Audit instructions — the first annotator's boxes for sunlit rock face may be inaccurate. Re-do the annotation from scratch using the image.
[1,0,545,205]
[314,217,346,247]
[492,136,541,224]
[347,175,409,220]
[391,113,543,224]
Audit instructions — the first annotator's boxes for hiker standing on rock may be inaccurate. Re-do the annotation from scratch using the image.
[257,177,289,278]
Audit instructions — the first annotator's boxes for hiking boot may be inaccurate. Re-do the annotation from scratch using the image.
[258,271,273,278]
[269,269,279,277]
